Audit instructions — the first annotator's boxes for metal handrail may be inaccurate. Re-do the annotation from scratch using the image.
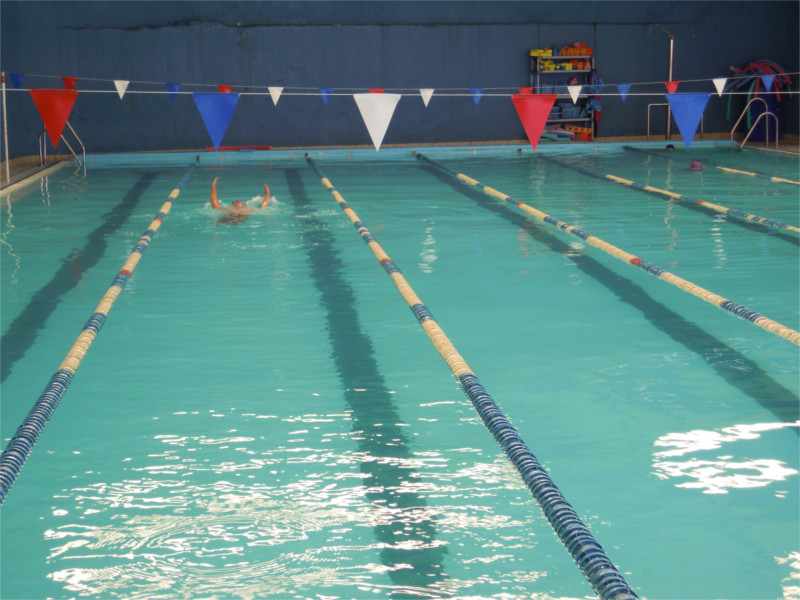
[38,121,86,175]
[731,97,778,150]
[647,102,703,141]
[64,121,86,175]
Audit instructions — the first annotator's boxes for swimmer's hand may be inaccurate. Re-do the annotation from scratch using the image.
[260,184,270,208]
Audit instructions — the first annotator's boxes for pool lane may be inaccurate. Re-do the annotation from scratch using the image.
[417,163,799,425]
[284,167,448,591]
[1,171,159,382]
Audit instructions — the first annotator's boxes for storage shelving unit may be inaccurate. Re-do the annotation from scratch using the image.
[529,53,595,140]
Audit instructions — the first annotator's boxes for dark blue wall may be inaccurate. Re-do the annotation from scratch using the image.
[1,1,797,157]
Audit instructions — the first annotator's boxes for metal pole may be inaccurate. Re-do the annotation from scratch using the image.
[649,24,694,141]
[1,72,10,184]
[667,37,674,139]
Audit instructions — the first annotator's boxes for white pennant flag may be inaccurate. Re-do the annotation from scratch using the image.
[268,86,283,106]
[712,78,727,97]
[419,88,434,107]
[567,84,582,104]
[114,80,129,99]
[353,93,401,151]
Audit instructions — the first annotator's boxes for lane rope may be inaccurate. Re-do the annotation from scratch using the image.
[414,152,800,346]
[540,154,800,235]
[305,154,639,600]
[621,145,800,186]
[0,165,196,506]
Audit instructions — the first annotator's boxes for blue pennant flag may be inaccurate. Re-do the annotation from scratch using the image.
[617,83,631,102]
[166,83,181,100]
[470,88,483,106]
[320,88,334,105]
[10,73,24,89]
[760,74,775,92]
[192,92,240,150]
[666,93,710,149]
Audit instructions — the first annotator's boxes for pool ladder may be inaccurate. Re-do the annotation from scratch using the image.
[38,120,86,176]
[731,97,778,150]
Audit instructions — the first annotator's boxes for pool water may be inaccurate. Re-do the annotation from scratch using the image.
[1,143,798,600]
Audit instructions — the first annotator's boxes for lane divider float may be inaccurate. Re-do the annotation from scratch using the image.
[305,154,639,600]
[541,154,800,235]
[621,145,800,186]
[414,152,799,346]
[0,165,196,506]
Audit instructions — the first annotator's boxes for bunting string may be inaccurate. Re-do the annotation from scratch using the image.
[2,71,798,98]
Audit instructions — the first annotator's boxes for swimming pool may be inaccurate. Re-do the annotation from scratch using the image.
[1,143,798,599]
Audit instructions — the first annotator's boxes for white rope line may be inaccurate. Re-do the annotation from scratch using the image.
[4,88,798,98]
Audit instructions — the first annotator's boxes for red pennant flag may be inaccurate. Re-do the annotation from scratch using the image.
[665,81,679,94]
[511,94,557,151]
[369,88,385,93]
[30,89,79,147]
[217,85,232,93]
[62,77,77,90]
[518,87,534,95]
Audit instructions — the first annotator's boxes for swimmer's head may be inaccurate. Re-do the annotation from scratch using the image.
[690,160,702,170]
[233,200,246,207]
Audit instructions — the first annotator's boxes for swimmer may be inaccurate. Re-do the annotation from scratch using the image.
[210,177,270,224]
[689,160,703,170]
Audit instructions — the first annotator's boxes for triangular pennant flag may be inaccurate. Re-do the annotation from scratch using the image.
[10,73,24,89]
[511,94,557,151]
[419,89,434,107]
[320,88,334,105]
[712,78,727,97]
[29,89,79,147]
[369,88,385,93]
[666,92,710,149]
[665,81,679,94]
[470,88,483,106]
[62,77,77,90]
[518,87,534,95]
[192,92,240,150]
[217,85,233,93]
[760,74,775,92]
[114,80,129,99]
[353,93,401,151]
[617,83,631,101]
[166,83,181,100]
[268,86,283,106]
[567,84,582,103]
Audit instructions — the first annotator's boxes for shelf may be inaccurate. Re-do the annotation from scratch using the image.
[539,69,592,74]
[547,117,592,123]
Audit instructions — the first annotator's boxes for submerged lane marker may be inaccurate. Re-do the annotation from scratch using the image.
[415,152,799,346]
[622,145,800,186]
[540,154,800,235]
[0,165,196,506]
[305,154,639,600]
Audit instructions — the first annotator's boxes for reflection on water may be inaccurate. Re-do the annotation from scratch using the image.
[43,442,538,599]
[652,421,799,494]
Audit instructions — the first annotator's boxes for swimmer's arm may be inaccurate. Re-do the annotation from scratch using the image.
[210,177,222,209]
[259,184,270,209]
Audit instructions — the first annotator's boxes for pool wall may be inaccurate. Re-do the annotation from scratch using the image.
[1,1,798,157]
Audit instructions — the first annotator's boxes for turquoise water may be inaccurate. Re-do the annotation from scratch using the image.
[1,143,798,600]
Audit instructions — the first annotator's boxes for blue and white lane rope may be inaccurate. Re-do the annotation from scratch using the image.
[0,165,196,506]
[305,154,639,600]
[540,154,800,234]
[622,145,800,186]
[415,152,800,346]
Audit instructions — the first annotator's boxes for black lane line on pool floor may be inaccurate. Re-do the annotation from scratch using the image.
[418,165,799,425]
[1,171,159,383]
[284,168,449,592]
